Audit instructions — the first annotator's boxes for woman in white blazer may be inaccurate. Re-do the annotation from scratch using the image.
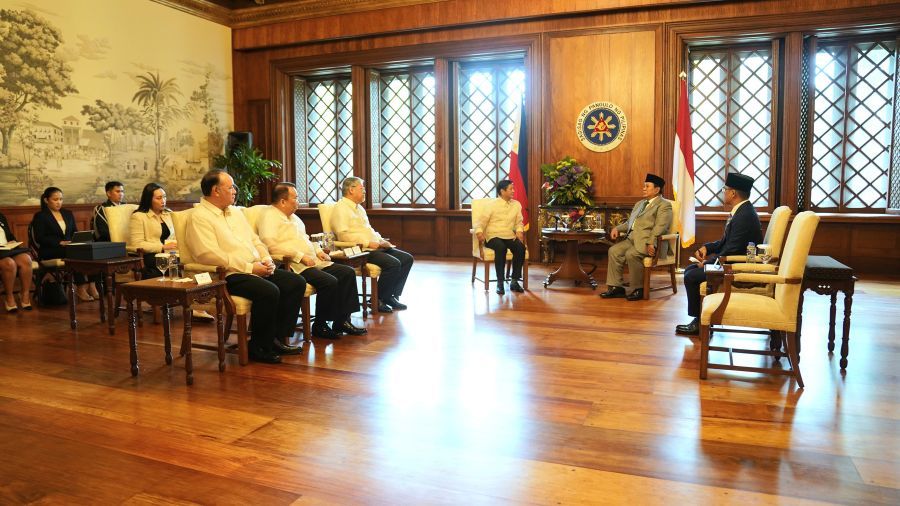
[128,183,177,279]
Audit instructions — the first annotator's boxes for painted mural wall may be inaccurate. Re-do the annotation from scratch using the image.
[0,0,233,206]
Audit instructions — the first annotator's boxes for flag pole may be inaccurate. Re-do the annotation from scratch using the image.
[675,70,690,273]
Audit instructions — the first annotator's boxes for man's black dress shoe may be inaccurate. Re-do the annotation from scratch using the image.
[510,280,524,293]
[626,289,644,301]
[386,296,407,310]
[496,283,505,295]
[377,301,394,313]
[599,286,626,298]
[334,320,367,336]
[248,349,282,364]
[272,340,303,355]
[312,324,341,340]
[675,318,700,335]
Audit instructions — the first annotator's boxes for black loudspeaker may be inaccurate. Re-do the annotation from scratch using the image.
[226,131,253,155]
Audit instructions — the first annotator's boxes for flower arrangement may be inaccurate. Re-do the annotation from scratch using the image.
[540,156,595,206]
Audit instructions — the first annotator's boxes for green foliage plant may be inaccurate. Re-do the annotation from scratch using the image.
[212,143,281,207]
[540,156,595,206]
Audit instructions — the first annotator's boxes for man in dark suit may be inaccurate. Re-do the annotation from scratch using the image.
[675,172,763,335]
[600,173,673,301]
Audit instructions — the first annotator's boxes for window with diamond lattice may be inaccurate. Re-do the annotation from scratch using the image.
[688,46,775,209]
[811,38,898,211]
[372,70,436,206]
[457,61,525,206]
[293,77,353,205]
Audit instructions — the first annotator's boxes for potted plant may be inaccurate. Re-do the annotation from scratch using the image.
[212,143,281,207]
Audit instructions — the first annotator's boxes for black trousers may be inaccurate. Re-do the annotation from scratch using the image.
[485,237,525,283]
[225,270,306,354]
[298,263,360,324]
[368,248,414,301]
[683,262,708,318]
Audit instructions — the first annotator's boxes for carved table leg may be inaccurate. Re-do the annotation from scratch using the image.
[182,303,194,385]
[127,297,139,376]
[105,272,115,335]
[827,292,837,353]
[216,294,225,372]
[69,271,77,330]
[840,284,853,371]
[162,304,172,365]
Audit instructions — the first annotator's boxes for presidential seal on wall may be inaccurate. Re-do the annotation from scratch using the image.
[576,102,627,152]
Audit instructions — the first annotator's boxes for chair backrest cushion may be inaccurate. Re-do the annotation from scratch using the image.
[242,205,270,234]
[765,205,792,259]
[318,202,336,233]
[470,198,491,257]
[105,203,139,243]
[775,211,820,318]
[170,209,196,265]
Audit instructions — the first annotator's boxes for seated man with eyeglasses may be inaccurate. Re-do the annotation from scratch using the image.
[257,182,367,339]
[331,177,414,313]
[184,169,307,364]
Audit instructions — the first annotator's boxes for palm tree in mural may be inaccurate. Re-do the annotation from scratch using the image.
[132,71,185,178]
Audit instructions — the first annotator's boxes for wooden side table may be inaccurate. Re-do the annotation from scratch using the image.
[65,256,144,335]
[800,256,857,371]
[120,278,226,385]
[540,229,604,289]
[330,251,374,316]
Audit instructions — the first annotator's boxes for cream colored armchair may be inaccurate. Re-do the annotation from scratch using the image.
[640,198,679,299]
[699,211,820,389]
[172,209,255,365]
[240,204,315,341]
[318,202,381,316]
[469,198,529,291]
[105,203,150,319]
[700,205,793,298]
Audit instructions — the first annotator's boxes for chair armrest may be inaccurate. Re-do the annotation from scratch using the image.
[728,263,777,273]
[732,272,800,284]
[659,233,679,241]
[183,262,221,275]
[334,240,357,249]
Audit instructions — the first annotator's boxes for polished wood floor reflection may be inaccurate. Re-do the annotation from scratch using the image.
[1,260,899,504]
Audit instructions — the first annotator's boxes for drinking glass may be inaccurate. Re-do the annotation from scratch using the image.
[758,244,771,264]
[155,254,169,281]
[559,215,570,231]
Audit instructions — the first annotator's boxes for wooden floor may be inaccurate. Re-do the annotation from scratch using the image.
[1,260,899,505]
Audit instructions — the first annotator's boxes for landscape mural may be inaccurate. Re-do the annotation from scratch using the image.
[0,0,233,206]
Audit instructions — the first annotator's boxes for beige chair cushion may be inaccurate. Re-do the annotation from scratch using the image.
[105,203,139,245]
[40,259,65,268]
[241,205,270,234]
[469,198,529,261]
[701,292,795,331]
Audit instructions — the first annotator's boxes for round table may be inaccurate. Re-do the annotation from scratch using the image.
[541,229,605,289]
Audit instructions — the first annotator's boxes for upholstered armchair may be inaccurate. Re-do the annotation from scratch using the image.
[640,198,679,299]
[240,204,315,341]
[699,211,820,388]
[318,202,381,316]
[701,205,793,298]
[105,203,150,318]
[469,198,529,291]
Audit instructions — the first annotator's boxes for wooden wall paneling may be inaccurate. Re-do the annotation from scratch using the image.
[449,216,475,258]
[433,58,451,213]
[351,65,372,207]
[246,99,275,204]
[231,0,717,50]
[525,35,543,256]
[779,32,803,209]
[543,26,658,203]
[848,223,900,272]
[767,38,781,212]
[400,216,437,255]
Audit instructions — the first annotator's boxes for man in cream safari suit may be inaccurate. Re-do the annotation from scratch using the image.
[600,173,673,301]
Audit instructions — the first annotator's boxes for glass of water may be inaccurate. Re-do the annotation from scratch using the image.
[155,254,169,281]
[758,243,771,264]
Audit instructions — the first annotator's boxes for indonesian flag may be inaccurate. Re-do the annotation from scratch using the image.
[673,77,696,248]
[507,100,530,230]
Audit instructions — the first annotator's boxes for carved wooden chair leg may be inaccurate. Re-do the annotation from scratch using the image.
[699,324,710,380]
[471,258,477,284]
[484,262,490,291]
[236,314,249,366]
[523,259,529,290]
[782,330,804,388]
[669,265,677,294]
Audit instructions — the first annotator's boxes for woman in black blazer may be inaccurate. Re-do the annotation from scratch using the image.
[31,187,99,301]
[0,211,33,312]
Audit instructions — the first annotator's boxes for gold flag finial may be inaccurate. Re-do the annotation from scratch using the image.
[679,71,687,79]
